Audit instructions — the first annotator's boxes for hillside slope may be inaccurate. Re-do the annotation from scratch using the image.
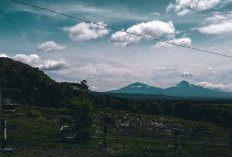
[0,58,83,106]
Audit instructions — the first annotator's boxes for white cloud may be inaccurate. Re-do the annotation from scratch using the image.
[196,13,232,34]
[196,81,232,92]
[111,20,176,47]
[182,72,193,78]
[39,59,67,70]
[89,86,99,91]
[12,54,67,71]
[155,66,176,71]
[177,9,191,16]
[9,3,163,22]
[0,54,9,58]
[147,12,161,17]
[198,21,232,34]
[50,50,232,91]
[152,38,192,49]
[110,30,141,47]
[70,63,134,78]
[55,62,142,91]
[167,0,231,16]
[37,41,66,52]
[63,22,109,41]
[13,54,40,65]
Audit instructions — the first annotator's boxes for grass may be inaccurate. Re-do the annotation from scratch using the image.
[0,105,231,157]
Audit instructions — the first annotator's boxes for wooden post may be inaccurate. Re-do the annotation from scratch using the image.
[103,125,108,149]
[230,133,232,151]
[2,119,6,149]
[0,89,2,112]
[173,128,179,150]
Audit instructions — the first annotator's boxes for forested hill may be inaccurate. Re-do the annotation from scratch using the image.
[0,57,87,106]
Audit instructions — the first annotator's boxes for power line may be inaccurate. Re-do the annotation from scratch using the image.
[11,0,232,58]
[173,1,232,23]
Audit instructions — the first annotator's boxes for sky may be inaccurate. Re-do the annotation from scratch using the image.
[1,0,232,92]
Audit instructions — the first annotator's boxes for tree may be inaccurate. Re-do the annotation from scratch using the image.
[80,80,89,92]
[63,97,93,143]
[186,120,213,140]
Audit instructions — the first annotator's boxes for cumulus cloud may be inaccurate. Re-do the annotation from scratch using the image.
[0,54,9,58]
[197,13,232,34]
[89,86,99,91]
[111,20,176,47]
[37,41,66,52]
[182,72,193,78]
[152,37,192,49]
[196,81,232,92]
[111,31,141,47]
[63,22,109,41]
[7,54,68,71]
[198,22,232,34]
[167,0,231,16]
[13,54,40,65]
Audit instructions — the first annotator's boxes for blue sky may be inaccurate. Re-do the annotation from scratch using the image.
[1,0,232,91]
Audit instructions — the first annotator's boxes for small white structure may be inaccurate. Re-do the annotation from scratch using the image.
[0,88,18,112]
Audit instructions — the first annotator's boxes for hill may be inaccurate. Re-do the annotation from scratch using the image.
[0,57,86,106]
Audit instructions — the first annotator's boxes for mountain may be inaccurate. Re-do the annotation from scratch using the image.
[106,81,232,98]
[107,82,163,94]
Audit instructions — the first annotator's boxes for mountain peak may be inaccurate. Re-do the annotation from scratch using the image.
[128,82,150,88]
[177,80,190,87]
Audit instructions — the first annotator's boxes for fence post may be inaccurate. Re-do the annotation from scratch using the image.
[0,90,2,112]
[173,128,179,150]
[103,125,108,149]
[230,133,232,151]
[2,119,6,149]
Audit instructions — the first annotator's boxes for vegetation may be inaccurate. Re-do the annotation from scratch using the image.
[62,97,93,143]
[0,58,232,157]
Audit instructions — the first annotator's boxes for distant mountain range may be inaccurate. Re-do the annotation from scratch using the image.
[106,81,232,98]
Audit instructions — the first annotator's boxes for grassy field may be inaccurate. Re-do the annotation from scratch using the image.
[0,105,231,157]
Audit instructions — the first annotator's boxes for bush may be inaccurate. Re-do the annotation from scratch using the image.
[185,120,213,140]
[62,97,93,143]
[26,110,40,118]
[102,113,115,125]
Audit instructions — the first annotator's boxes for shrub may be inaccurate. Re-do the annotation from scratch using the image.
[26,110,40,118]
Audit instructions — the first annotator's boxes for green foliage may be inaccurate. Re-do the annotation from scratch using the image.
[26,110,41,118]
[185,120,214,140]
[102,113,115,125]
[92,93,232,128]
[63,97,93,143]
[80,80,89,92]
[0,104,231,157]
